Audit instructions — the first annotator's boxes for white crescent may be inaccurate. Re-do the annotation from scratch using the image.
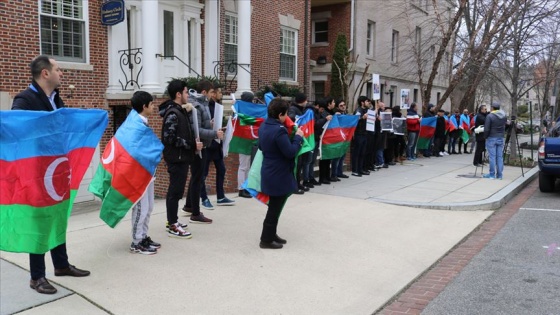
[102,139,115,164]
[44,157,69,202]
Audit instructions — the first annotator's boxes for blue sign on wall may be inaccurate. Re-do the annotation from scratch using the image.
[101,0,125,26]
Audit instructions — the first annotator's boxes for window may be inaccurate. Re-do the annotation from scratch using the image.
[280,28,297,81]
[313,20,328,43]
[313,81,325,101]
[391,30,399,63]
[40,0,86,62]
[366,21,375,57]
[224,13,238,67]
[413,89,419,102]
[415,27,421,55]
[163,11,174,58]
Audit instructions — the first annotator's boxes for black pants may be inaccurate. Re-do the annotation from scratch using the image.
[352,134,367,173]
[319,159,331,182]
[433,136,446,155]
[385,137,396,162]
[394,135,406,159]
[474,140,486,165]
[30,243,69,280]
[261,195,289,242]
[296,154,303,185]
[185,153,203,216]
[166,162,188,225]
[363,132,376,170]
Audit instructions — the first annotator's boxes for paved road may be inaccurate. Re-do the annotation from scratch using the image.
[422,183,560,315]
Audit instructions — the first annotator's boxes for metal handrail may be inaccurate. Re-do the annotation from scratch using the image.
[155,54,202,78]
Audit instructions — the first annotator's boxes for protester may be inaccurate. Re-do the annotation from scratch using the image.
[421,103,436,157]
[12,55,90,294]
[303,100,321,188]
[483,102,507,179]
[392,106,407,162]
[363,98,377,171]
[374,102,388,168]
[351,96,369,176]
[332,99,350,178]
[126,91,162,255]
[305,100,324,186]
[473,104,488,167]
[237,91,257,198]
[449,110,462,154]
[288,92,310,194]
[459,109,471,154]
[199,86,235,208]
[433,109,447,157]
[406,102,421,160]
[317,97,335,184]
[258,98,304,249]
[160,80,201,237]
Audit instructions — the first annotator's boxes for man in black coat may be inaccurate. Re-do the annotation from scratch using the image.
[12,55,90,295]
[433,109,447,157]
[473,104,488,166]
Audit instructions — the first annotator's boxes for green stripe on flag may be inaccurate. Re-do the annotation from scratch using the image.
[322,142,350,160]
[89,164,134,228]
[417,137,430,150]
[0,191,77,254]
[228,136,256,155]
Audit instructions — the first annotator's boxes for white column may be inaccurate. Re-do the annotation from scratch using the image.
[194,19,203,75]
[181,11,191,76]
[141,1,160,92]
[236,0,251,94]
[204,0,219,76]
[106,13,129,94]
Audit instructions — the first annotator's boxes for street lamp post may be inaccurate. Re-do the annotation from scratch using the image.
[529,100,533,161]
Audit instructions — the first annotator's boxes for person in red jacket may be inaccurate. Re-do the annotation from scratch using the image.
[406,103,421,160]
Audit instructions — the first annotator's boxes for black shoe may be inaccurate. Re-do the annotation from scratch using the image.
[274,235,287,244]
[320,179,331,185]
[30,277,57,294]
[465,151,472,154]
[293,189,305,195]
[238,190,252,198]
[338,174,349,179]
[310,178,321,185]
[457,151,462,154]
[259,241,283,249]
[388,162,396,166]
[382,164,389,168]
[330,176,340,182]
[351,172,362,177]
[360,170,371,175]
[303,181,314,188]
[298,184,310,191]
[143,236,161,249]
[54,265,90,277]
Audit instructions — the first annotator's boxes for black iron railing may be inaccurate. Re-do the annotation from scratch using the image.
[118,48,143,91]
[213,60,270,94]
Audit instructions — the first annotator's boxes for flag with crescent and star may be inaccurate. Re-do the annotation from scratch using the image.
[228,100,268,155]
[295,109,315,155]
[0,108,108,254]
[89,110,163,228]
[319,115,359,160]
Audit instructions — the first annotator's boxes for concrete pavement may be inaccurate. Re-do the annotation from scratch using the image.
[1,153,537,315]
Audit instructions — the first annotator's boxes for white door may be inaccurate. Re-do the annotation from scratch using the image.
[160,5,183,83]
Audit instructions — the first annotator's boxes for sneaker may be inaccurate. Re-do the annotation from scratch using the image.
[166,221,188,230]
[167,223,193,238]
[217,197,235,206]
[439,152,444,156]
[201,199,214,210]
[190,213,213,224]
[443,151,450,156]
[351,172,362,177]
[130,242,157,255]
[143,236,161,249]
[496,176,503,180]
[482,174,495,179]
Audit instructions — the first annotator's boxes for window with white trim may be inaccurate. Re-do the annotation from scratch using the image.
[415,27,421,55]
[40,0,86,63]
[366,20,375,58]
[391,30,399,63]
[312,20,328,44]
[224,13,238,65]
[280,27,297,81]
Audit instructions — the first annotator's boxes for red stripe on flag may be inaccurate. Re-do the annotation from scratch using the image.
[322,127,356,145]
[232,119,263,140]
[0,147,93,208]
[101,138,152,203]
[299,120,315,138]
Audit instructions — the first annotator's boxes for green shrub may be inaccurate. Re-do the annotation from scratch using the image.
[255,81,302,98]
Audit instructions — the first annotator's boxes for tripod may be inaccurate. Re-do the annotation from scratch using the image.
[503,121,525,177]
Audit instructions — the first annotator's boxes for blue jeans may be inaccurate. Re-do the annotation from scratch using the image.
[407,131,419,158]
[375,149,384,166]
[485,137,504,178]
[302,151,314,181]
[307,141,320,180]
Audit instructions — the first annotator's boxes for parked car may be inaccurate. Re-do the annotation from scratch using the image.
[518,119,541,133]
[538,123,560,192]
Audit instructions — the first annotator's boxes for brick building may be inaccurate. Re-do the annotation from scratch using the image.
[0,0,309,201]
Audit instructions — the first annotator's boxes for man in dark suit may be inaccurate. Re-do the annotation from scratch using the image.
[12,55,90,294]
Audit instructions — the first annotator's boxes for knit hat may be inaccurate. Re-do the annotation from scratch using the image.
[241,91,254,102]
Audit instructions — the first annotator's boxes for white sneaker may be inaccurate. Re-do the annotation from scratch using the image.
[167,223,193,239]
[439,152,444,156]
[443,151,450,156]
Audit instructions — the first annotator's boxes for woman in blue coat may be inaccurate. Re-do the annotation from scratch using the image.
[258,98,304,249]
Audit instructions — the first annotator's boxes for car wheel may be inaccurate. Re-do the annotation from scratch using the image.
[539,171,555,192]
[533,126,540,132]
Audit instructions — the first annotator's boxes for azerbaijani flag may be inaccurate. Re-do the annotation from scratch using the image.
[417,116,437,150]
[295,109,315,154]
[460,114,471,134]
[320,115,359,160]
[447,115,458,133]
[89,110,163,228]
[228,100,268,155]
[0,108,108,254]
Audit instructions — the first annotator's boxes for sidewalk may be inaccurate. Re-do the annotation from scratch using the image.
[1,153,537,315]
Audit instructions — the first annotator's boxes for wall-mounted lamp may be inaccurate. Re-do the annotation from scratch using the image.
[67,85,75,98]
[384,89,393,95]
[317,56,327,65]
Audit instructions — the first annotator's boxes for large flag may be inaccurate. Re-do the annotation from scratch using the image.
[417,116,437,150]
[89,110,163,228]
[0,108,108,254]
[460,114,471,134]
[320,115,359,160]
[447,115,458,133]
[295,110,315,154]
[228,100,267,155]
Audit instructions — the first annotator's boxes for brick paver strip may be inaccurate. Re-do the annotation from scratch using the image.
[374,179,538,315]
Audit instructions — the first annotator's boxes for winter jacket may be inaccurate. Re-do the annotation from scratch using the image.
[12,80,64,111]
[474,112,488,141]
[287,102,305,121]
[159,100,196,163]
[354,106,369,136]
[189,94,219,148]
[406,108,421,132]
[484,109,507,139]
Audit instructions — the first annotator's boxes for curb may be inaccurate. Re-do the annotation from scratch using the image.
[369,167,539,210]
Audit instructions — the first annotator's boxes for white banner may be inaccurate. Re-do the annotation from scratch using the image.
[400,89,410,109]
[372,74,380,100]
[213,103,224,144]
[366,109,376,132]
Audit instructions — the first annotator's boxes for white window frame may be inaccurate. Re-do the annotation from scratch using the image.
[312,20,328,44]
[280,27,298,82]
[391,30,399,63]
[415,26,422,55]
[39,0,89,64]
[224,12,238,64]
[366,20,375,58]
